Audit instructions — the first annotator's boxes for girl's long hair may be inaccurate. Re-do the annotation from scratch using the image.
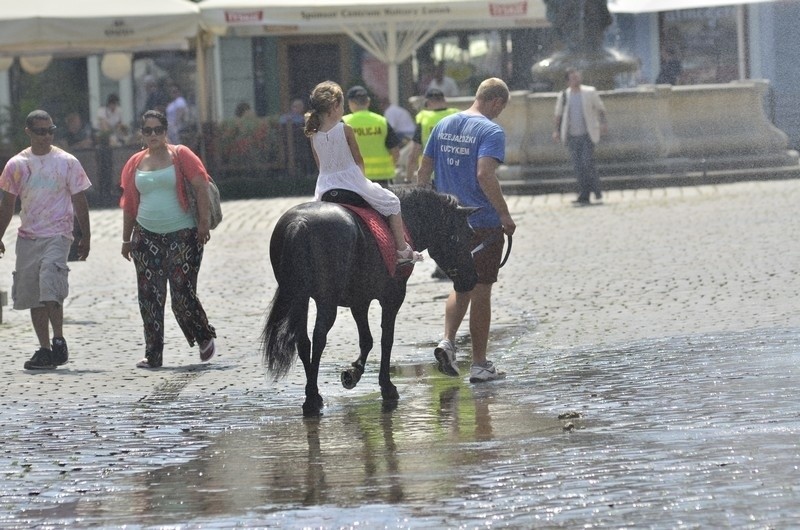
[304,81,343,138]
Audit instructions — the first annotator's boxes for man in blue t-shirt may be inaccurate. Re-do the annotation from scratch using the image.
[417,78,517,383]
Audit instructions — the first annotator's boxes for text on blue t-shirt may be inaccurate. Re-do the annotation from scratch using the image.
[423,112,505,228]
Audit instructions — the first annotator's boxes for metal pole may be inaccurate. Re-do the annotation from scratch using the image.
[737,5,747,80]
[388,21,399,105]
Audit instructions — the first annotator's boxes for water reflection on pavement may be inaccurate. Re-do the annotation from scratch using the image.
[2,327,798,528]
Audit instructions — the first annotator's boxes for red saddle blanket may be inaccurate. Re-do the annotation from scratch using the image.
[340,204,415,278]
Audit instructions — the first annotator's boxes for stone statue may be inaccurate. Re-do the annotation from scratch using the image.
[545,0,614,53]
[536,0,634,90]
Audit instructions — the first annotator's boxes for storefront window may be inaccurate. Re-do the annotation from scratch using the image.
[660,7,739,85]
[414,30,532,96]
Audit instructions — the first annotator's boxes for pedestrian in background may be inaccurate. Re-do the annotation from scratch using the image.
[95,93,129,201]
[142,75,169,116]
[382,98,416,143]
[553,67,608,205]
[96,93,129,147]
[0,109,92,370]
[382,97,417,182]
[306,81,422,264]
[119,110,216,369]
[656,47,682,85]
[279,98,306,126]
[405,88,459,183]
[427,62,459,98]
[165,83,189,145]
[57,112,94,150]
[407,87,460,279]
[343,85,402,188]
[234,101,255,121]
[279,98,316,177]
[416,78,516,383]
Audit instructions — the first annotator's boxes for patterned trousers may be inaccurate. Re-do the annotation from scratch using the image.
[131,225,215,358]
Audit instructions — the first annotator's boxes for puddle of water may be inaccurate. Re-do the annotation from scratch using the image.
[1,328,799,528]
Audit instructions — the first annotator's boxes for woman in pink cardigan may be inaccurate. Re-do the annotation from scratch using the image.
[119,110,216,369]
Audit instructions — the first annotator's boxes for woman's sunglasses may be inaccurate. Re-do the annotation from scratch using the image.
[30,125,57,136]
[141,126,166,136]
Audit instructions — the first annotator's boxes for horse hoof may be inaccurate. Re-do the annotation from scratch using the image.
[381,385,399,402]
[302,395,324,416]
[341,368,362,389]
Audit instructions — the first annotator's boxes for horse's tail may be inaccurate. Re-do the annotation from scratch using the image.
[261,286,301,378]
[261,218,310,379]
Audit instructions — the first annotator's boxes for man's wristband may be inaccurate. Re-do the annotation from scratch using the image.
[122,240,131,244]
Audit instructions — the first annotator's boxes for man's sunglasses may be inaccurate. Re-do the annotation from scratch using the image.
[30,125,57,136]
[141,126,166,136]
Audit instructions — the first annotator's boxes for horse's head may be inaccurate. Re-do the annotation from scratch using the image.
[400,189,478,293]
[429,204,479,292]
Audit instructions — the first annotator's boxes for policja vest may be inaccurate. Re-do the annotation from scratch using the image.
[417,107,459,147]
[343,110,395,182]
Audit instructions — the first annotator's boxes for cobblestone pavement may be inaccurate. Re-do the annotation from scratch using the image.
[0,181,799,528]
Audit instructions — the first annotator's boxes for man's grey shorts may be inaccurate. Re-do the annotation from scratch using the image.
[12,236,71,310]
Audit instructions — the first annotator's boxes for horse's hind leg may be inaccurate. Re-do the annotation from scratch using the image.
[301,302,337,416]
[341,302,373,390]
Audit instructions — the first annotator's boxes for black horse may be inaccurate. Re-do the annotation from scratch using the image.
[262,187,478,416]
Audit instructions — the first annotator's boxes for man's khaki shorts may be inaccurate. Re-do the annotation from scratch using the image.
[12,236,71,310]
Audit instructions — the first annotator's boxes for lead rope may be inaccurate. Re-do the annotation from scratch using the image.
[471,233,512,268]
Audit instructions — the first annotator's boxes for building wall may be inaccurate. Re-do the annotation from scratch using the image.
[219,37,256,120]
[758,2,800,151]
[613,5,800,152]
[252,37,280,117]
[218,35,350,119]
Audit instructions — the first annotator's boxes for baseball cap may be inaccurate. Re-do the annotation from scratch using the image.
[424,87,445,100]
[347,85,369,99]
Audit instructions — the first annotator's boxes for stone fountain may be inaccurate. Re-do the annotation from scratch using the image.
[407,0,798,184]
[532,0,638,90]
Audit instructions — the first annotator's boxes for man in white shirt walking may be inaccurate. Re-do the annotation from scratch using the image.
[553,68,608,205]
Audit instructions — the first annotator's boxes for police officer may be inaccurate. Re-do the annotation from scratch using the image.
[343,86,402,188]
[406,88,459,183]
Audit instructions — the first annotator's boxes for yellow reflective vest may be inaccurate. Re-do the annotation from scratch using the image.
[343,110,395,181]
[417,107,459,148]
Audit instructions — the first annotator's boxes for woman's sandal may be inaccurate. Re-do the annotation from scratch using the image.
[199,339,216,362]
[136,354,162,369]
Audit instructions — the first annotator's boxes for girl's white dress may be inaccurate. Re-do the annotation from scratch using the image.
[312,122,401,216]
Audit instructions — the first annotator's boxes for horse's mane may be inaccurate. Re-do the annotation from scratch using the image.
[395,186,460,210]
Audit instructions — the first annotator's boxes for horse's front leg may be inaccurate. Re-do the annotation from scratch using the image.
[302,302,337,416]
[378,288,406,402]
[342,302,373,389]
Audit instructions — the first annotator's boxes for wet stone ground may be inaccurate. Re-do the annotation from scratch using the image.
[1,182,800,527]
[2,326,799,528]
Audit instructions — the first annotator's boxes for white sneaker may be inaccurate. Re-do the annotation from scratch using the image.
[433,339,459,376]
[469,360,506,383]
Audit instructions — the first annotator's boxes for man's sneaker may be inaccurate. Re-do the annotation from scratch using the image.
[469,360,506,383]
[51,337,69,365]
[434,339,460,377]
[24,348,57,370]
